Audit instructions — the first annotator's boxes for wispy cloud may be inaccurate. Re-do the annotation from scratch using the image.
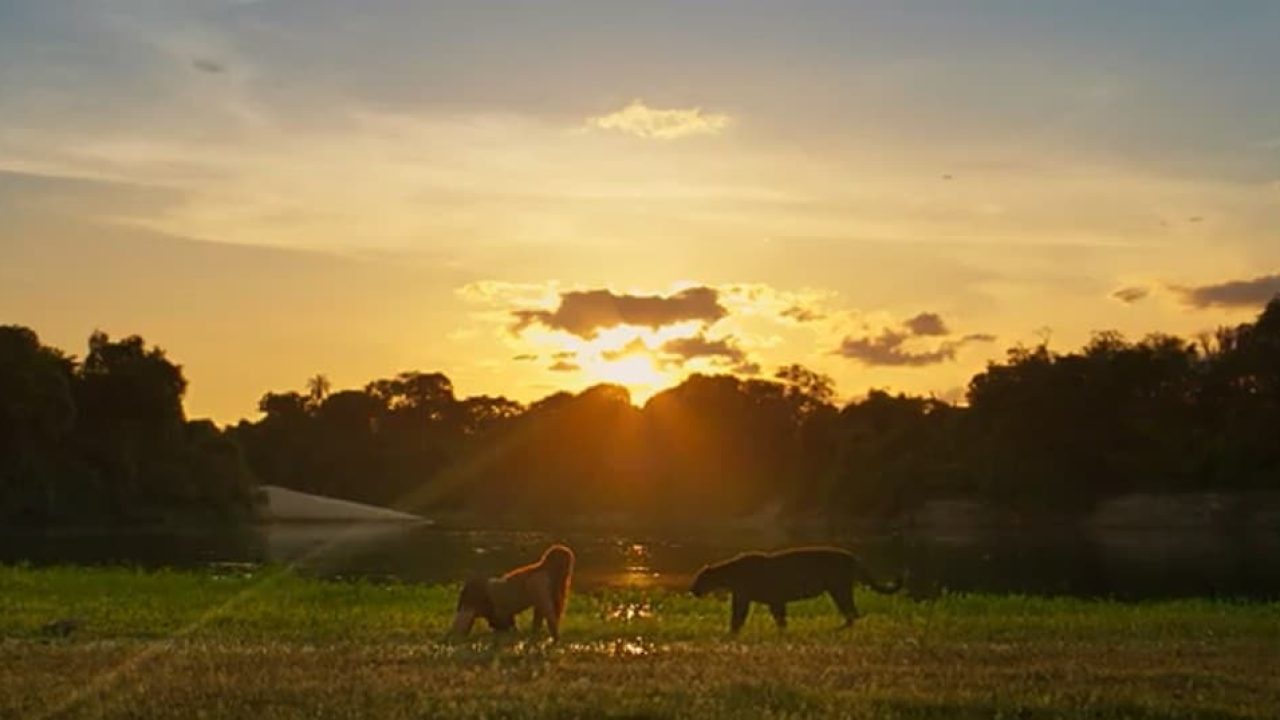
[586,100,730,140]
[718,283,835,326]
[1111,286,1150,304]
[836,312,995,367]
[781,305,824,323]
[602,338,649,362]
[191,58,227,74]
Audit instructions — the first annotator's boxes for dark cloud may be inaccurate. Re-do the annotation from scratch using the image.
[1112,286,1150,304]
[903,312,949,337]
[781,305,824,323]
[660,334,760,375]
[512,286,726,338]
[512,353,538,361]
[1174,274,1280,309]
[837,314,995,367]
[592,332,758,375]
[547,360,580,372]
[551,350,576,359]
[192,58,226,74]
[837,330,955,366]
[659,334,746,363]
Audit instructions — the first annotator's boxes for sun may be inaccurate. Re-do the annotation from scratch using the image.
[583,354,673,404]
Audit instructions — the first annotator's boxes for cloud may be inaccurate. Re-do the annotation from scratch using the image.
[585,100,730,140]
[781,305,825,323]
[467,281,837,355]
[1173,274,1280,309]
[837,330,956,366]
[596,330,757,373]
[512,286,727,338]
[836,312,995,367]
[548,360,580,373]
[658,333,760,375]
[458,281,557,307]
[902,312,949,337]
[513,353,538,361]
[660,334,747,363]
[191,58,226,74]
[718,283,836,327]
[594,330,759,375]
[602,338,649,361]
[1112,286,1150,304]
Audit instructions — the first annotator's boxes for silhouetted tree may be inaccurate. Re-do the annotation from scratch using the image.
[1198,298,1280,487]
[306,374,331,408]
[820,391,960,516]
[0,328,253,524]
[11,297,1280,526]
[232,302,1280,522]
[0,326,80,521]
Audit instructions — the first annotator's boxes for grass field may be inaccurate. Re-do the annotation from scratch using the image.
[2,565,1277,719]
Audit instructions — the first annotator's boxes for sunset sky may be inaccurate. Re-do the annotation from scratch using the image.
[3,1,1279,423]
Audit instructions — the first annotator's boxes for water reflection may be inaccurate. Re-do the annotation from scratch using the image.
[614,541,661,588]
[2,523,1278,600]
[604,600,654,623]
[565,638,656,658]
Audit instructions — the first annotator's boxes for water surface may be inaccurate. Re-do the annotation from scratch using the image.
[4,523,1278,600]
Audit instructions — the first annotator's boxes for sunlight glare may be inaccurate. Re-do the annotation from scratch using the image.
[584,354,671,404]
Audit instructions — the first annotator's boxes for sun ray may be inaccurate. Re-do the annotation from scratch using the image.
[581,353,672,404]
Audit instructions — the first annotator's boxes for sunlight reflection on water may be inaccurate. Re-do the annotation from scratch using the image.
[604,600,654,622]
[565,638,656,658]
[607,541,663,588]
[439,637,662,661]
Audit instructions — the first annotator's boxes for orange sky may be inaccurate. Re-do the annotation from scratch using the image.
[2,2,1278,422]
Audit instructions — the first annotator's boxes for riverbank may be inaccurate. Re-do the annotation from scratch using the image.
[2,566,1277,718]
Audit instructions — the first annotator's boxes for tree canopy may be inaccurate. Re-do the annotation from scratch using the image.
[4,298,1279,526]
[1,327,254,524]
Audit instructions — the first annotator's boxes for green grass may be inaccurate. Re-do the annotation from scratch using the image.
[2,566,1278,719]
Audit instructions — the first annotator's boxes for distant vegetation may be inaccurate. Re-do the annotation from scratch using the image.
[3,298,1279,525]
[0,328,254,524]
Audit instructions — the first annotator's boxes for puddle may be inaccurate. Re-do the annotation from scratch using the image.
[565,637,658,658]
[604,600,654,623]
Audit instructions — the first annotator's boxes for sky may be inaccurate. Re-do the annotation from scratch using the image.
[3,1,1279,423]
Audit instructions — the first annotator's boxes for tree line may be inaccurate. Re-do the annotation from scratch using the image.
[3,298,1278,525]
[0,328,254,524]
